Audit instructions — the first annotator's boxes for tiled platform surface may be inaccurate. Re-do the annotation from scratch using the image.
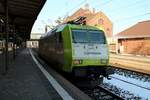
[0,48,62,100]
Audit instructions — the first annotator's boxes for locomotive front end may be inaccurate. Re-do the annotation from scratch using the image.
[71,27,113,78]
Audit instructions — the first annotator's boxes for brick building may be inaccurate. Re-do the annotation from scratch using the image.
[116,20,150,56]
[65,6,113,37]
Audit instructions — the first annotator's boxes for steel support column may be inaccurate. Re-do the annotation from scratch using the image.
[3,0,9,74]
[13,27,16,59]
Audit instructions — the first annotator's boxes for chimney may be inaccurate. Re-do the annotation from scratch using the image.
[84,3,89,10]
[93,8,95,14]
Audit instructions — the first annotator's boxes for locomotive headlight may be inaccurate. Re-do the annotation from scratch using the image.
[73,60,83,64]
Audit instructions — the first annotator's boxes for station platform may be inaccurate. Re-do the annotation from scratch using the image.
[0,49,90,100]
[0,48,62,100]
[110,54,150,74]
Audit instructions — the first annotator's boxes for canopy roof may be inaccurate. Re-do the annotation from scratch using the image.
[0,0,46,40]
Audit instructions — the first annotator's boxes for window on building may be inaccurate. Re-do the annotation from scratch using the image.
[98,18,104,25]
[107,28,110,31]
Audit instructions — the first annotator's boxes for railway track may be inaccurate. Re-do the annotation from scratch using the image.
[81,67,150,100]
[110,76,150,91]
[81,79,147,100]
[80,85,124,100]
[102,67,150,100]
[101,82,144,100]
[97,85,124,100]
[113,67,150,83]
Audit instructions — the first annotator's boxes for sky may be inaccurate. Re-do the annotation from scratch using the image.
[31,0,150,35]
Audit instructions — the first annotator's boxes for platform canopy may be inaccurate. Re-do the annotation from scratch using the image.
[0,0,46,40]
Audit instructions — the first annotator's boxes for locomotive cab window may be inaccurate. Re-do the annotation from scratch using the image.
[88,30,106,44]
[72,30,87,43]
[72,29,106,44]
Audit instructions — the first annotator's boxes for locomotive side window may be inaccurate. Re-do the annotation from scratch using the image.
[55,32,62,45]
[58,33,62,43]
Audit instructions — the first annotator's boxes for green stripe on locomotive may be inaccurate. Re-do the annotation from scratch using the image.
[61,24,109,72]
[61,25,72,72]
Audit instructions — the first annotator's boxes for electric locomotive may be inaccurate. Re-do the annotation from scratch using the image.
[39,21,112,79]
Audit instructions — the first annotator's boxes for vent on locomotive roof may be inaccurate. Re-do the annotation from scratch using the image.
[67,16,87,25]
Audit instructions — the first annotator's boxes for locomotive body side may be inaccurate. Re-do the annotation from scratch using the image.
[39,24,72,71]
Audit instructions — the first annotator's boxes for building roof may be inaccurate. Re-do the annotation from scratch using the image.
[0,0,46,40]
[116,20,150,39]
[64,8,94,22]
[71,8,92,18]
[87,11,112,24]
[64,6,113,37]
[86,11,113,37]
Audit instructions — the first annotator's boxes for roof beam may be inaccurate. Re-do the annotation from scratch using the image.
[9,7,36,14]
[0,12,35,19]
[9,1,38,9]
[10,0,40,6]
[0,0,4,4]
[0,0,46,40]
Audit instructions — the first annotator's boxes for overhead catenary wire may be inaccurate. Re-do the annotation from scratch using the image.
[61,0,150,25]
[62,0,112,19]
[103,0,144,13]
[92,0,147,17]
[114,12,150,22]
[62,0,146,20]
[97,0,150,23]
[100,0,148,22]
[93,0,113,9]
[62,0,87,18]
